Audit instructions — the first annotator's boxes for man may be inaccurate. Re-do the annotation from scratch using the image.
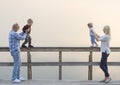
[9,23,27,83]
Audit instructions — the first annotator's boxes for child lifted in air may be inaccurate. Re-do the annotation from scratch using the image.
[87,23,98,47]
[22,19,34,48]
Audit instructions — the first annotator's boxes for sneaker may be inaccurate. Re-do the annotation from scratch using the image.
[90,45,94,47]
[29,45,34,48]
[99,79,106,82]
[22,45,28,48]
[19,77,25,81]
[95,44,99,47]
[105,78,112,83]
[12,79,21,83]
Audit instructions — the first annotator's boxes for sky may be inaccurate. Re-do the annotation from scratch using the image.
[1,0,120,80]
[0,0,120,47]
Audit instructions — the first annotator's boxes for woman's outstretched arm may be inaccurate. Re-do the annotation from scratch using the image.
[94,32,100,41]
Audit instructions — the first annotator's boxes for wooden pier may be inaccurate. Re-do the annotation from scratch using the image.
[0,80,120,85]
[0,47,120,85]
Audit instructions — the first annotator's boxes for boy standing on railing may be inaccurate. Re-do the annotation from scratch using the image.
[22,19,34,48]
[87,23,98,47]
[9,23,27,83]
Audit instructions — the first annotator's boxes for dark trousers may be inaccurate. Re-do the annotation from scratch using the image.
[100,52,110,77]
[22,34,31,46]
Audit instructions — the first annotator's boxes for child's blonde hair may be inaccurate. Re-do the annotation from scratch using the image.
[87,23,93,28]
[27,18,33,23]
[103,25,111,39]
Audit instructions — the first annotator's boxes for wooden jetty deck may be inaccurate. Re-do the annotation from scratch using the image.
[0,47,120,84]
[0,80,120,85]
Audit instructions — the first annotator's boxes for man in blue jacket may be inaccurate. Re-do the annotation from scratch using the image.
[9,23,27,83]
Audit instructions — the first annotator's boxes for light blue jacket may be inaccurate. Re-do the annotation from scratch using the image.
[9,30,26,52]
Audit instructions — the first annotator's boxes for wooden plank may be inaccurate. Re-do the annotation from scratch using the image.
[0,62,120,66]
[0,80,120,85]
[1,47,120,81]
[0,47,120,52]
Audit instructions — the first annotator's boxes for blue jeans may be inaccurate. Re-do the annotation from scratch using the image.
[90,35,95,45]
[100,52,110,77]
[11,51,21,81]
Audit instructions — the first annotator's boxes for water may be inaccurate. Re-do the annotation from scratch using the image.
[0,52,120,80]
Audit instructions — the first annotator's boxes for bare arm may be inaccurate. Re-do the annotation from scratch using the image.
[94,32,100,41]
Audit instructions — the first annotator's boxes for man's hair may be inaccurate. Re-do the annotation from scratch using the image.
[12,23,18,29]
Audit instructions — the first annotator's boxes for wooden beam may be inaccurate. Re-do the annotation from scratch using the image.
[27,51,32,80]
[0,62,120,66]
[88,51,92,80]
[0,47,120,52]
[59,51,62,80]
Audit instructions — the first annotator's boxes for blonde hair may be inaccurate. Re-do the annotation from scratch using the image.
[87,23,93,28]
[27,18,33,23]
[103,25,111,39]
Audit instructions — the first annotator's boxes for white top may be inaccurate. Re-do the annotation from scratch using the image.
[89,27,95,36]
[98,35,111,54]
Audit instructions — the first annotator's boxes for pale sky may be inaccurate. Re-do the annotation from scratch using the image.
[0,0,120,47]
[1,0,120,80]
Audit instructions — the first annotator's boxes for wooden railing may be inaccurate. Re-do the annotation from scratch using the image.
[0,47,120,80]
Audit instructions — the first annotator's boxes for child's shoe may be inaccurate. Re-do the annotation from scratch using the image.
[29,45,34,48]
[95,44,99,47]
[90,45,94,47]
[22,45,27,48]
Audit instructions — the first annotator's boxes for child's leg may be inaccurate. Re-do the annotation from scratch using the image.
[95,41,98,46]
[27,34,31,46]
[27,34,34,47]
[90,36,95,46]
[22,38,28,46]
[22,35,29,46]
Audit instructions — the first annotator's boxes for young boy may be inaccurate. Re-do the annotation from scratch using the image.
[87,23,98,47]
[22,19,34,48]
[9,23,27,83]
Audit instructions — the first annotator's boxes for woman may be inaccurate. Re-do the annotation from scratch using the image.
[94,25,111,83]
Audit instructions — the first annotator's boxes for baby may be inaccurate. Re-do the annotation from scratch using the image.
[87,23,98,47]
[22,19,34,48]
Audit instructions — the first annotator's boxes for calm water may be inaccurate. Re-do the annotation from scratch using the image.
[0,52,120,80]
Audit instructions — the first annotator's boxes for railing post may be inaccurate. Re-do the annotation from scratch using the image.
[27,50,32,80]
[59,51,62,80]
[88,51,93,80]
